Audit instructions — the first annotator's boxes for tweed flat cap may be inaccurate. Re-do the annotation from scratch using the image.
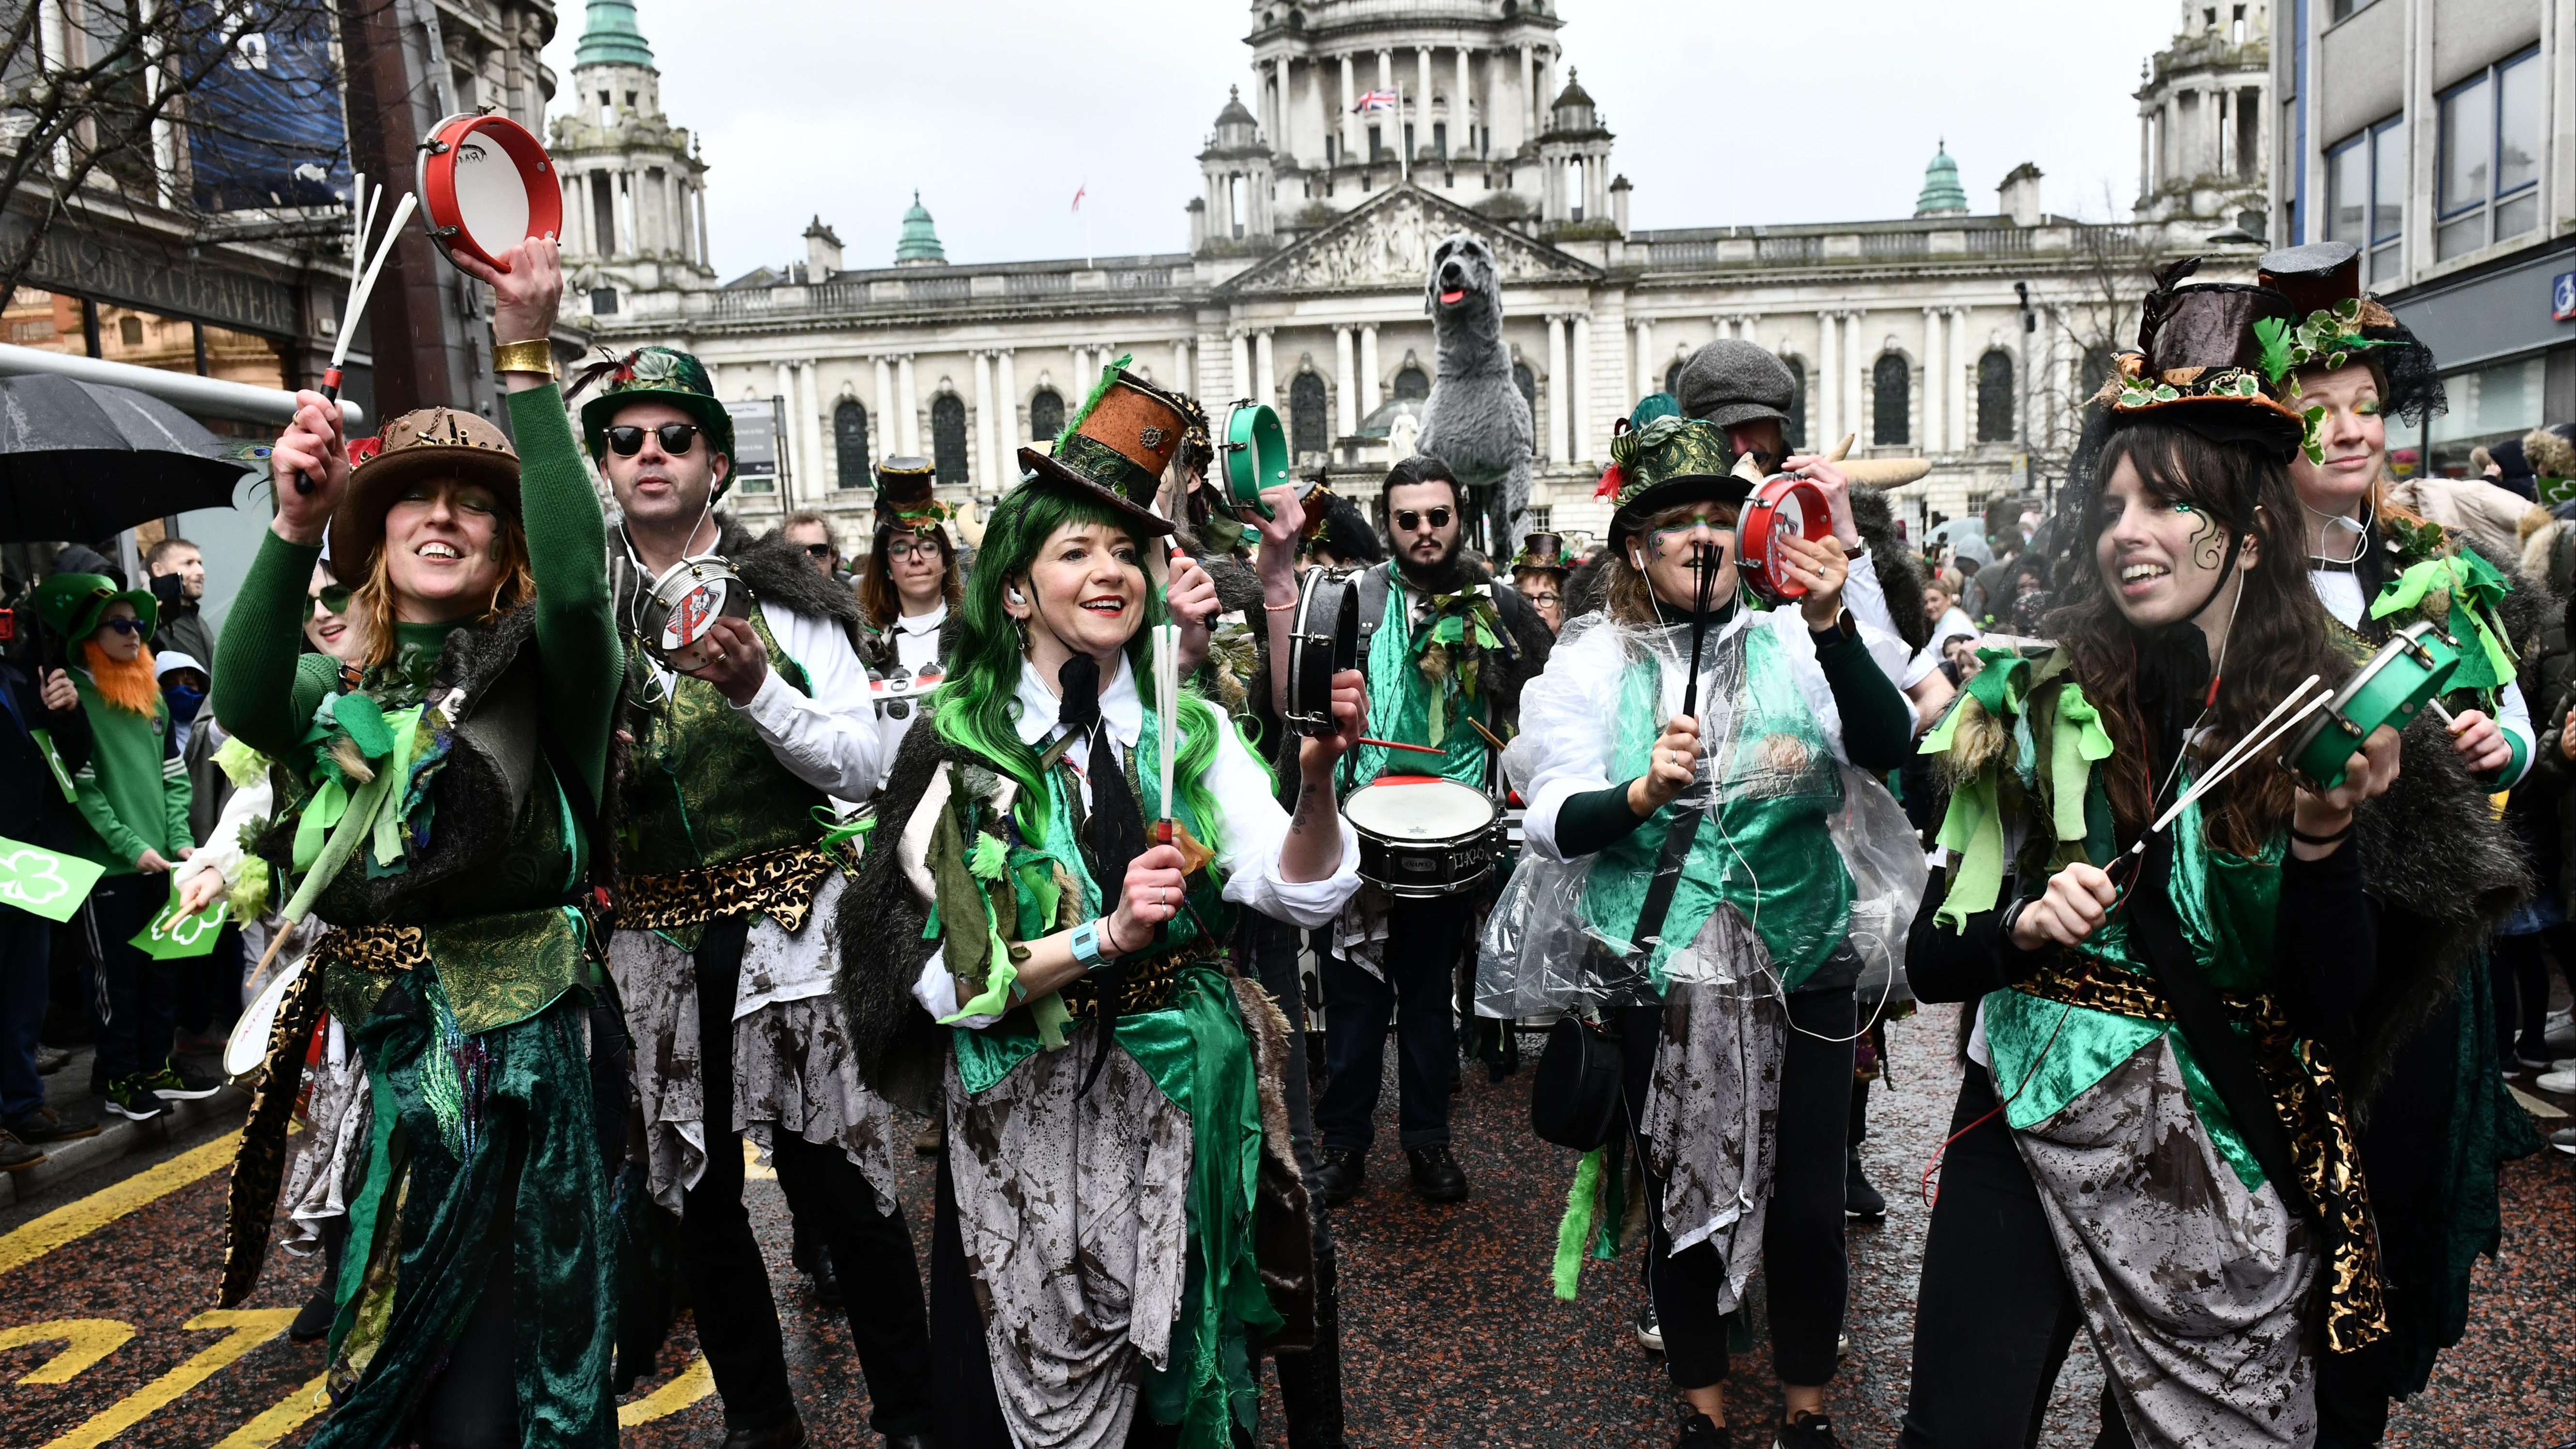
[1676,339,1795,431]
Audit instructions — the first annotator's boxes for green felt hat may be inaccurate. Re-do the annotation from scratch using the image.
[36,571,157,643]
[1013,354,1176,536]
[572,346,739,497]
[1599,416,1750,550]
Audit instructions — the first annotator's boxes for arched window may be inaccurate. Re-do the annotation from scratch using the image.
[1872,353,1911,446]
[1029,388,1065,444]
[833,399,869,488]
[1976,351,2015,442]
[1664,359,1684,397]
[1393,365,1430,400]
[1290,371,1329,456]
[1784,358,1808,451]
[931,393,970,484]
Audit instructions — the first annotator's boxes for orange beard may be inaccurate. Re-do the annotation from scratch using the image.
[82,640,161,716]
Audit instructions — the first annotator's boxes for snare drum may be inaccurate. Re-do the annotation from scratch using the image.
[1345,776,1501,897]
[2279,620,2461,791]
[1283,566,1359,737]
[1738,474,1830,604]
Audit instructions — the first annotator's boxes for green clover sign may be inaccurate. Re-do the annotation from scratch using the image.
[130,883,230,961]
[0,837,106,923]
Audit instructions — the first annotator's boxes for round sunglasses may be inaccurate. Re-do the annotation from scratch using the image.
[1391,506,1453,532]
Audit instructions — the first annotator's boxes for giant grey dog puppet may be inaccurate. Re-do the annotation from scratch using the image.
[1416,233,1535,547]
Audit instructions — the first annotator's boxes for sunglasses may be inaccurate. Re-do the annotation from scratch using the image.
[312,585,352,613]
[603,422,702,457]
[1391,507,1453,532]
[800,543,836,560]
[98,617,147,637]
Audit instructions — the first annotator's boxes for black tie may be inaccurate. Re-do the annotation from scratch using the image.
[1058,654,1147,1093]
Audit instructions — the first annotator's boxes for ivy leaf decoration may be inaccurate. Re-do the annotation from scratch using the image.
[2150,383,2180,402]
[2301,404,2328,466]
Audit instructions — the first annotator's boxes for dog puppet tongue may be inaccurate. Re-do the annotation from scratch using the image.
[1440,289,1464,305]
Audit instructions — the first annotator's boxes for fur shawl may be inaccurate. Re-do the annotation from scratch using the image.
[1852,486,1932,651]
[834,719,975,1115]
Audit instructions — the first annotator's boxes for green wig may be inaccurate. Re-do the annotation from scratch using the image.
[933,484,1229,856]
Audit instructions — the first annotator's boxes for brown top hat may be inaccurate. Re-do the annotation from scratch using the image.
[329,406,522,575]
[1014,359,1181,536]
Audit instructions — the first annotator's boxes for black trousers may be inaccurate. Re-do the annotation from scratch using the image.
[677,917,934,1436]
[83,875,173,1083]
[2489,926,2569,1058]
[1314,895,1469,1152]
[1620,985,1856,1391]
[1898,1067,2136,1449]
[1247,910,1347,1449]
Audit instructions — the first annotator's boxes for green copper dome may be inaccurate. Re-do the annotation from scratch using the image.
[895,191,945,264]
[1915,140,1968,216]
[574,0,655,70]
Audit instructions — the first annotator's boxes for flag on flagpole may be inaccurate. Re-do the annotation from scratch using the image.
[1071,183,1087,211]
[1352,90,1397,112]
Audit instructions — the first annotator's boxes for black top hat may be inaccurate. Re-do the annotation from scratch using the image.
[2090,258,2306,459]
[2256,240,2447,426]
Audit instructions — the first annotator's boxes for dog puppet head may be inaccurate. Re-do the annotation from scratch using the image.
[1425,233,1504,347]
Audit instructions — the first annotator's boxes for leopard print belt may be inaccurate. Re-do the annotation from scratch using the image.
[2021,951,2386,1353]
[315,923,433,976]
[613,842,844,932]
[1049,943,1221,1021]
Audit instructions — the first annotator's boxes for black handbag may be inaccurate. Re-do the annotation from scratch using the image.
[1530,1016,1625,1151]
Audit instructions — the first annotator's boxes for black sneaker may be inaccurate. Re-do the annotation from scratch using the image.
[0,1130,42,1173]
[1311,1146,1366,1204]
[288,1279,338,1342]
[1775,1412,1844,1448]
[1678,1412,1730,1448]
[1407,1144,1468,1202]
[142,1057,223,1101]
[1844,1148,1887,1220]
[1635,1302,1665,1352]
[6,1105,100,1144]
[811,1250,843,1309]
[103,1074,166,1121]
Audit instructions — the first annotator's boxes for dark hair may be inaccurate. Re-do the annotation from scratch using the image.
[1380,454,1462,516]
[1311,494,1387,565]
[145,536,198,568]
[1600,499,1742,626]
[2048,418,2336,856]
[860,523,962,629]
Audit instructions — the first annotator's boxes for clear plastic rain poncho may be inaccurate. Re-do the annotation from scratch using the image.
[1477,608,1924,1021]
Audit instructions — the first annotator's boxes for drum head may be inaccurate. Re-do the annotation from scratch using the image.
[1344,778,1497,840]
[1742,475,1829,603]
[420,113,563,273]
[641,555,750,671]
[1219,403,1295,520]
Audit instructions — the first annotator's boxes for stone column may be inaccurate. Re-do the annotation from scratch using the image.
[1358,325,1381,412]
[1231,333,1252,402]
[1417,48,1433,149]
[1456,47,1473,151]
[874,357,895,464]
[1814,312,1837,454]
[1844,309,1867,449]
[1632,316,1654,403]
[1170,338,1189,400]
[798,361,825,497]
[773,362,799,499]
[1255,330,1277,406]
[1922,306,1946,453]
[695,185,711,265]
[996,349,1019,453]
[897,354,920,457]
[1544,315,1568,464]
[1336,326,1359,434]
[1377,48,1392,100]
[1948,309,1969,449]
[1571,313,1594,463]
[1339,54,1356,158]
[1520,45,1536,140]
[972,351,997,488]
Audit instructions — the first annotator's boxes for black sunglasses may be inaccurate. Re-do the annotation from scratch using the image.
[604,422,702,457]
[98,617,147,637]
[1392,507,1453,532]
[312,585,353,613]
[800,543,837,561]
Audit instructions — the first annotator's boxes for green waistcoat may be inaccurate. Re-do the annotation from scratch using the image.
[620,607,828,877]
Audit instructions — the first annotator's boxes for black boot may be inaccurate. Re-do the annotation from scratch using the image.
[1844,1147,1886,1220]
[1677,1412,1730,1448]
[1310,1146,1366,1205]
[811,1248,842,1309]
[1406,1144,1467,1202]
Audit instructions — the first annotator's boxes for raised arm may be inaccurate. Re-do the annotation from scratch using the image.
[213,401,346,760]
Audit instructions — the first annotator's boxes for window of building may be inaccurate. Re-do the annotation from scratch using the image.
[1527,505,1552,532]
[2328,0,2376,20]
[1368,123,1382,159]
[1290,371,1328,456]
[2427,356,2546,476]
[1976,351,2015,442]
[1393,364,1430,400]
[1029,388,1065,443]
[1872,353,1911,446]
[834,399,869,488]
[591,288,619,315]
[2327,117,2406,283]
[1433,122,1448,160]
[931,393,970,485]
[2080,345,2116,415]
[2437,49,2542,262]
[1784,358,1807,451]
[589,172,617,253]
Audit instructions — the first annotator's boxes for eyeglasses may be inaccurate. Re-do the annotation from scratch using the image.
[98,617,146,637]
[603,422,701,457]
[883,537,937,561]
[1391,507,1453,532]
[311,585,353,614]
[800,543,836,561]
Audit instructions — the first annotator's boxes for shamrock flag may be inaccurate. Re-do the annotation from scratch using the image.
[129,882,229,961]
[0,835,106,923]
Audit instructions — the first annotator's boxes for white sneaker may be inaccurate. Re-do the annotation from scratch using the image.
[2546,1009,2575,1052]
[2537,1068,2576,1095]
[1634,1303,1664,1353]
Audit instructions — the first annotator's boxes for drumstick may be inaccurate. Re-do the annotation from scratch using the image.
[304,189,418,494]
[1154,621,1179,842]
[1465,717,1508,752]
[1357,737,1444,756]
[2148,688,2333,835]
[2426,697,2458,728]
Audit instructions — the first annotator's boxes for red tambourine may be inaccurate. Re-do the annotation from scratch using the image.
[1737,474,1830,603]
[417,112,562,273]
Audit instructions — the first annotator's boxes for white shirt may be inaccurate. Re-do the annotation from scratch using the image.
[889,602,945,674]
[1833,544,1926,688]
[2309,564,2534,789]
[911,651,1361,1027]
[638,605,886,805]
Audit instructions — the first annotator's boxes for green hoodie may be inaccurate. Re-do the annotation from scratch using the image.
[68,676,192,875]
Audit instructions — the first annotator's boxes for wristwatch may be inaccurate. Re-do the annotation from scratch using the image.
[1808,609,1857,647]
[1069,919,1111,971]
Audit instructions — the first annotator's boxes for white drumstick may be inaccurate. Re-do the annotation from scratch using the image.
[2150,688,2333,834]
[1155,622,1179,831]
[2177,672,2322,799]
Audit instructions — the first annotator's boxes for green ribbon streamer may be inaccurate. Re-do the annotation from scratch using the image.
[940,907,1021,1023]
[2371,554,2518,688]
[1551,1145,1606,1301]
[1931,772,2005,929]
[809,803,876,854]
[281,767,396,924]
[2049,685,2115,843]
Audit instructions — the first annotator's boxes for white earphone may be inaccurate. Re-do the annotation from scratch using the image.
[1006,585,1026,606]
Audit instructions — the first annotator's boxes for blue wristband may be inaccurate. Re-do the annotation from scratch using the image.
[1069,919,1107,971]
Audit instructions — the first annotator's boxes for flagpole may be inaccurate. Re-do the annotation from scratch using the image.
[1397,84,1409,185]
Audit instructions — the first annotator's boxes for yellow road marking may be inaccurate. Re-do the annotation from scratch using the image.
[0,1318,135,1383]
[0,1129,241,1280]
[40,1308,296,1449]
[2509,1083,2568,1120]
[618,1353,715,1426]
[743,1137,775,1180]
[209,1370,333,1448]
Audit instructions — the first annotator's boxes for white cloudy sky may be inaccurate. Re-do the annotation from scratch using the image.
[543,0,2186,281]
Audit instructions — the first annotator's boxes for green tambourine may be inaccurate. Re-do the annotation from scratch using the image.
[2279,620,2461,792]
[1216,401,1294,520]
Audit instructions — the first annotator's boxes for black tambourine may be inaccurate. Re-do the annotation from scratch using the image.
[1282,566,1360,738]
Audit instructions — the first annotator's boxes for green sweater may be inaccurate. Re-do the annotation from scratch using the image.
[212,387,620,804]
[68,681,191,874]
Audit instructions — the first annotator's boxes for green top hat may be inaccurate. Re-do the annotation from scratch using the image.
[1598,416,1750,551]
[36,571,157,643]
[572,346,739,497]
[1013,354,1177,537]
[874,455,954,535]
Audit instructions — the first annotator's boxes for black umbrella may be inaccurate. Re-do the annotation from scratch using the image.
[0,373,257,541]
